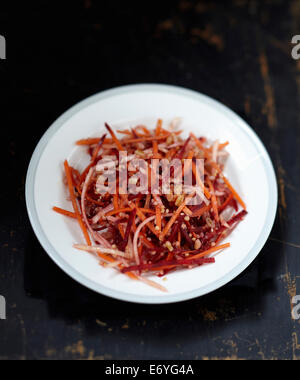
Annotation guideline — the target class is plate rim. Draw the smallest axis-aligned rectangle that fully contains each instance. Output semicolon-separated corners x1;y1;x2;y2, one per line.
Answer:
25;83;278;304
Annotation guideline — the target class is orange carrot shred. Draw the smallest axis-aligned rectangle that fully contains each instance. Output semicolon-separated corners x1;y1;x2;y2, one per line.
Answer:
156;119;163;136
121;134;171;145
207;178;219;223
192;161;211;200
159;192;195;241
156;206;162;232
113;194;119;211
64;160;92;246
76;138;101;146
117;129;132;136
53;206;77;219
131;205;159;237
210;162;246;210
190;243;230;260
105;123;125;151
192;204;211;218
190;133;211;159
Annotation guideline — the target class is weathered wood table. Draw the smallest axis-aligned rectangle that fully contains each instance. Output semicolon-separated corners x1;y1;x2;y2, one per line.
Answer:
0;0;299;360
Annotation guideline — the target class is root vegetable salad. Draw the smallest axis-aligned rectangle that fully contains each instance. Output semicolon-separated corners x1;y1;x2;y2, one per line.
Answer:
53;120;247;292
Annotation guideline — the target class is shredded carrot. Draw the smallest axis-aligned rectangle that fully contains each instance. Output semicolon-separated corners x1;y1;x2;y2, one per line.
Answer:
105;206;155;218
192;204;211;218
159;192;195;241
166;148;177;160
64;160;91;246
218;142;229;150
207;178;219;223
208;141;229;153
219;193;234;212
121;134;171;144
140;208;156;215
105;123;125;152
117;129;132;136
156;119;163;136
113;194;119;211
178;231;182;245
184;150;194;176
152;120;162;158
140;235;156;250
53;206;76;219
210;162;246;210
118;225;125;239
190;133;211;159
183;207;193;217
132;205;159;237
91;134;106;163
192;161;211;200
76;138;102;146
106;208;131;217
190;243;230;260
215;233;225;246
156;206;162;232
144;194;151;209
140;126;151;135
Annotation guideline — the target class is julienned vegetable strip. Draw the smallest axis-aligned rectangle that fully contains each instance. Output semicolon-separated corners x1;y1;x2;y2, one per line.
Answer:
190;133;211;159
190;243;231;260
56;120;247;292
210;161;247;210
207;178;219;223
105;123;125;152
159;192;196;241
156;206;162;233
192;161;211;200
53;206;77;219
76;138;105;146
91;133;106;163
132;205;160;237
64;160;92;246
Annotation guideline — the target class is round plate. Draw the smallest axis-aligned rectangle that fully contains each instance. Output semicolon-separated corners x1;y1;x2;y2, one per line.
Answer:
26;84;278;304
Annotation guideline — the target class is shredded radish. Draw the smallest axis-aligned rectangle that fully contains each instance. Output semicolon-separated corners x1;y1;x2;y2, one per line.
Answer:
212;140;219;162
74;244;127;258
169;117;182;130
92;203;114;224
136;275;168;292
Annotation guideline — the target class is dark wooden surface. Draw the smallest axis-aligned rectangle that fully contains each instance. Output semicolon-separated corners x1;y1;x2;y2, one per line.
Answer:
0;0;300;360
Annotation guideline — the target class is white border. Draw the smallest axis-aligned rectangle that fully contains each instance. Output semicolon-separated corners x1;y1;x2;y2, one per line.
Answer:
25;84;278;304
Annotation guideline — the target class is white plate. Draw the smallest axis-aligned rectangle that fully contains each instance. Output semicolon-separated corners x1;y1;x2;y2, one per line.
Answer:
26;84;278;304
